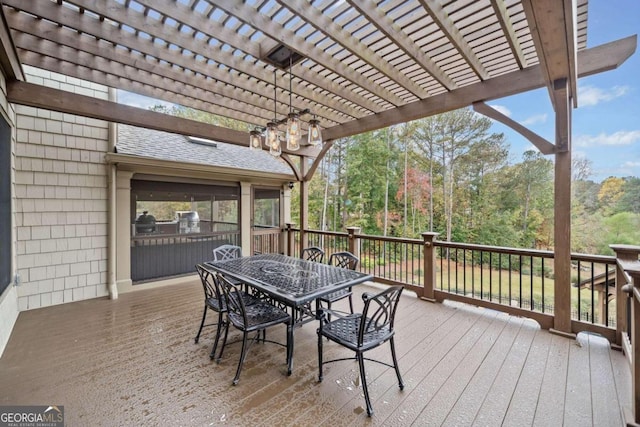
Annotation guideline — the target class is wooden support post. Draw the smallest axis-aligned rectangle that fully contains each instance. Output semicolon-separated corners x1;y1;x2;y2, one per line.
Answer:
347;227;361;260
299;158;309;251
551;78;574;338
421;232;439;301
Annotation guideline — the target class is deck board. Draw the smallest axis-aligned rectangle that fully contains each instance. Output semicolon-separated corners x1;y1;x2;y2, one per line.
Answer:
0;278;631;426
471;318;539;425
533;334;571;426
564;333;594;427
442;315;525;426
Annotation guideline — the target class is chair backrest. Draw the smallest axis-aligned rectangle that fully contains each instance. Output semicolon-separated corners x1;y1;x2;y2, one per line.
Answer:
217;272;248;325
213;244;242;261
302;246;325;263
358;286;404;345
195;264;222;302
328;251;359;270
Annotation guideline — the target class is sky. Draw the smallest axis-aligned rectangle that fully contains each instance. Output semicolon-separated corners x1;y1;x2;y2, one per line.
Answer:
118;0;639;183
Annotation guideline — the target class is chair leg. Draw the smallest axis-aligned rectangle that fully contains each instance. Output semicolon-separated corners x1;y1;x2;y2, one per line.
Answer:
216;316;231;362
195;305;207;343
232;331;249;385
317;329;324;382
357;352;373;417
390;337;404;390
286;323;294;376
209;310;225;360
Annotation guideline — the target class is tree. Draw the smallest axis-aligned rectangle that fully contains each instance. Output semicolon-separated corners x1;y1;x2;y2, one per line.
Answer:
425;108;501;242
412;117;444;232
598;176;625;214
614;177;640;214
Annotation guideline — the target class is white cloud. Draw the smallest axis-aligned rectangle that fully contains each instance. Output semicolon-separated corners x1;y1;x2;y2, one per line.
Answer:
574;130;640;147
521;113;547;126
488;104;511;117
623;161;640;167
578;84;630;107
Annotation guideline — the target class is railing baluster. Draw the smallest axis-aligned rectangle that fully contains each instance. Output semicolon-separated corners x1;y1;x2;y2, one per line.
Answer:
530;255;534;310
518;255;523;308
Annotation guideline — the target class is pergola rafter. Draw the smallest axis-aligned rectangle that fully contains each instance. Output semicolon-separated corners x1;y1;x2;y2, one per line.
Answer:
3;0;600;147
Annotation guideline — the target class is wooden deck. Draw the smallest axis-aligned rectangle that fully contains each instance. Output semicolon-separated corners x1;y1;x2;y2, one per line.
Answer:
0;278;631;426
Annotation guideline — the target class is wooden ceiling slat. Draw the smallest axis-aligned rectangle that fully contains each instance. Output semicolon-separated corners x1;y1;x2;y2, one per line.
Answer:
17;50;265;128
3;0;369;122
7;17;344;126
277;0;430;99
347;0;456;92
0;0;622;148
210;0;403;107
418;0;491;81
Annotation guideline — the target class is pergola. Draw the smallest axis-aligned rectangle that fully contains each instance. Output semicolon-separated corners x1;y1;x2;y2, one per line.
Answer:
0;0;636;338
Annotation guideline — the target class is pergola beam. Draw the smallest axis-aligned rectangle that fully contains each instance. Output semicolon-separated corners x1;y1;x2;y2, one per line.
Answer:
521;0;579;108
5;80;317;157
323;36;636;141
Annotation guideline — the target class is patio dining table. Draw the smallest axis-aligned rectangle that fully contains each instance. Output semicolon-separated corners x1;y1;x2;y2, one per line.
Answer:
204;253;373;375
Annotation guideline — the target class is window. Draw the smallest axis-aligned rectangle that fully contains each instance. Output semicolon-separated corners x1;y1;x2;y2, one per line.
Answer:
129;180;240;282
0;114;11;294
253;188;281;228
131;180;239;236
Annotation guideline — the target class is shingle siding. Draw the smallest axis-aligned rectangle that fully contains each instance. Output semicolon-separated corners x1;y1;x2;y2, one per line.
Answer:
14;66;110;310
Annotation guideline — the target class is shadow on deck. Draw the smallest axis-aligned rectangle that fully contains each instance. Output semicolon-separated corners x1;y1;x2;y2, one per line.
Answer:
0;278;631;426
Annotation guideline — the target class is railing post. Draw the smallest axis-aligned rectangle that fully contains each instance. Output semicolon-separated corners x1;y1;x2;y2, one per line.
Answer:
611;245;640;347
421;232;439;302
347;227;361;260
285;223;295;256
629;267;640;425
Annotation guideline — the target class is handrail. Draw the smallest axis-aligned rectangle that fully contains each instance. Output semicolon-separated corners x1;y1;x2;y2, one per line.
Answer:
286;228;622;336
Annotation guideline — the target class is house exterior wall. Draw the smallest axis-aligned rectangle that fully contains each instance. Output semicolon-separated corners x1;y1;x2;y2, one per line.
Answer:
13;66;110;310
0;59;19;356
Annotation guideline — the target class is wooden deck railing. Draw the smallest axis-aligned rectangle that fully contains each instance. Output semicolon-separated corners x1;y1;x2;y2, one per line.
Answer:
286;225;630;344
608;245;640;424
288;227;640;423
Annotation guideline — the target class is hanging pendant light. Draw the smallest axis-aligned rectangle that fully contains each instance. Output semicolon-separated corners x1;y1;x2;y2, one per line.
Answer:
251;46;322;156
249;129;262;150
307;117;322;146
266;121;280;155
286;112;300;151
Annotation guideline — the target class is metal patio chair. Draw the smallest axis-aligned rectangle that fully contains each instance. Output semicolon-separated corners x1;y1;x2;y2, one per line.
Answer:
317;251;359;316
301;246;325;263
317;285;405;417
212;244;243;261
216;273;293;385
194;264;261;359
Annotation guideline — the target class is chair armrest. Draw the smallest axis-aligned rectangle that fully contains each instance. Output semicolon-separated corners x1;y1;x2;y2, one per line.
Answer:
316;307;361;323
361;292;376;302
